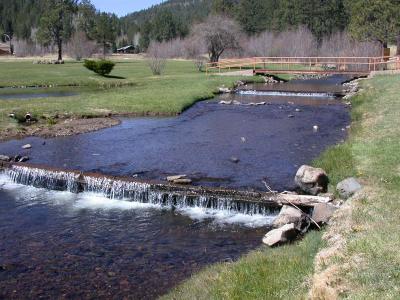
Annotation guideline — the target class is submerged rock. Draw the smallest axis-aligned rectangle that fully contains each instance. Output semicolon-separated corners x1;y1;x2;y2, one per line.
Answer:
336;177;362;199
230;156;240;163
22;144;32;150
295;165;329;196
262;223;298;247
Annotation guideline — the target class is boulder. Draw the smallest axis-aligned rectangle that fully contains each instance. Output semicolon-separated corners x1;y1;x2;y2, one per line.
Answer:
219;100;232;105
18;156;30;163
167;175;187;182
336;178;362;199
0;155;10;162
262;223;298;247
218;87;232;94
295;165;329;195
173;178;192;184
273;205;303;228
230;156;240;163
22;144;32;150
273;205;311;233
311;203;337;225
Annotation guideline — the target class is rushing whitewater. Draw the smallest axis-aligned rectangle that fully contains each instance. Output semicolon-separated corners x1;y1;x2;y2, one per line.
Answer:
2;165;278;221
237;90;336;98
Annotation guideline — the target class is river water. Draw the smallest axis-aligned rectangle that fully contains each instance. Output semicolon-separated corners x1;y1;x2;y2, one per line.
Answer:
0;76;351;299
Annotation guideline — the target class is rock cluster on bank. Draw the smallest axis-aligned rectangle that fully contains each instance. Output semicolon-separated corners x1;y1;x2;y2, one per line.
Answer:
263;165;363;247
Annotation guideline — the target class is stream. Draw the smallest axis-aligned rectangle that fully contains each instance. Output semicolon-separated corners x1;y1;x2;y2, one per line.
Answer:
0;75;351;299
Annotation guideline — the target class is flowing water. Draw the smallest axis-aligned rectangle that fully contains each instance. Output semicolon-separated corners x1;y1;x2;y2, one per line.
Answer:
0;76;351;299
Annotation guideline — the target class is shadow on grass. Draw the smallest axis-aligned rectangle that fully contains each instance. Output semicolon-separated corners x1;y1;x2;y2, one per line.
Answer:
103;75;127;79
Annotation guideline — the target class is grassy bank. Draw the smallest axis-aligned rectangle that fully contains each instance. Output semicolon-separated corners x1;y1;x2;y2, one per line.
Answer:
163;74;400;299
0;59;262;135
162;231;323;300
311;74;400;298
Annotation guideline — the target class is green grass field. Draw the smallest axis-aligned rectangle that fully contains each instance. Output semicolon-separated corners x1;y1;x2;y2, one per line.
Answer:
312;74;400;299
0;59;263;134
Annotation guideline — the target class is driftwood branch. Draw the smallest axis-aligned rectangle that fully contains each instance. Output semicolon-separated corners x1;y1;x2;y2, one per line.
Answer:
263;193;332;207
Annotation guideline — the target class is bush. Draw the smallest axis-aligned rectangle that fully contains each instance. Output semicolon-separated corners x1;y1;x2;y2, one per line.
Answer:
84;59;115;76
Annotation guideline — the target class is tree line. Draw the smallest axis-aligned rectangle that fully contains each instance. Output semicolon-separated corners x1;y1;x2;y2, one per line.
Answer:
1;0;400;60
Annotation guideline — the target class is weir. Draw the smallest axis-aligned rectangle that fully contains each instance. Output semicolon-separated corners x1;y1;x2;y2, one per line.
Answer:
0;162;286;216
237;90;339;98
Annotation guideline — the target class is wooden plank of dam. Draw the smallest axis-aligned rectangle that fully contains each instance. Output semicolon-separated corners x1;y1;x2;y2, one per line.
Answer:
205;56;400;76
0;161;332;208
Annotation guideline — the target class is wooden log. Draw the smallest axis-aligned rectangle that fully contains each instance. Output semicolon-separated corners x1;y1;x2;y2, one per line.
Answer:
263;193;333;207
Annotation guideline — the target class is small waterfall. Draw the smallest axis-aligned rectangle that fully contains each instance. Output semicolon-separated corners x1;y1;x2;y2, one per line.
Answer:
6;165;80;192
2;165;278;216
237;90;336;98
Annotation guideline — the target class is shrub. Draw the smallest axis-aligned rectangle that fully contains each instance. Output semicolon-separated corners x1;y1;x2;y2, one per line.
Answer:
84;59;115;76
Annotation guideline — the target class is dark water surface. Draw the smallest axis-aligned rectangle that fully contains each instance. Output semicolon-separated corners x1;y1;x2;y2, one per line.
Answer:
0;178;269;299
0;76;351;299
0;91;349;191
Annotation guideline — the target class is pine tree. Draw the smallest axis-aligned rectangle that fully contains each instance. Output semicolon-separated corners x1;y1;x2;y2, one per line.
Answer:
345;0;400;48
37;0;77;60
94;12;117;57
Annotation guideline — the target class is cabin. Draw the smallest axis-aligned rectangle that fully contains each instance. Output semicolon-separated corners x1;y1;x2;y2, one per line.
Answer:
116;45;136;54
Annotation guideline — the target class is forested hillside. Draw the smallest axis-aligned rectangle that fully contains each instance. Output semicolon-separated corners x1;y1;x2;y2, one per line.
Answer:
1;0;399;57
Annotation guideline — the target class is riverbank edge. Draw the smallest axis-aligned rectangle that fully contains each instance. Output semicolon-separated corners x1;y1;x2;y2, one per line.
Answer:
0;76;266;142
309;73;400;298
161;73;399;299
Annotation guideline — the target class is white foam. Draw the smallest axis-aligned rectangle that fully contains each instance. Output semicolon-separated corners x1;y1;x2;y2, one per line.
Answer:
238;90;335;98
177;207;276;228
73;192;160;210
1;172;275;227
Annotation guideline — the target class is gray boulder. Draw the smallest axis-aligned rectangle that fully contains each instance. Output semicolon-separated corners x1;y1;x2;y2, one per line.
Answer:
262;223;298;247
336;178;362;199
295;165;329;195
167;175;187;182
0;155;10;162
218;87;232;94
311;203;337;225
273;205;302;228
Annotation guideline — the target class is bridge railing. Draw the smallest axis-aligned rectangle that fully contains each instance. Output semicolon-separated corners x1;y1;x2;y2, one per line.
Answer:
205;56;400;75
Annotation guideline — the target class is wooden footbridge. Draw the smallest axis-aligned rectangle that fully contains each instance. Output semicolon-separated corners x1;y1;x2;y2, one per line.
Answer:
206;56;400;76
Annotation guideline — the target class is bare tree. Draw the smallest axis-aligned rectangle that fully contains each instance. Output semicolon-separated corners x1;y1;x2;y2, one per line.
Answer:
191;15;242;63
66;31;97;61
184;35;207;71
147;41;167;75
319;32;381;57
242;26;317;57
